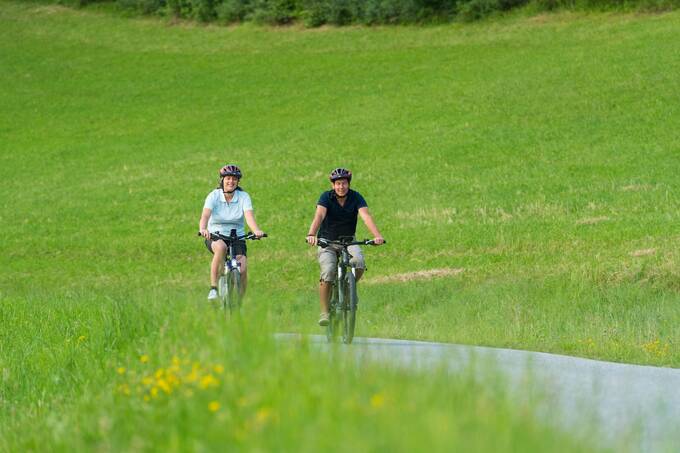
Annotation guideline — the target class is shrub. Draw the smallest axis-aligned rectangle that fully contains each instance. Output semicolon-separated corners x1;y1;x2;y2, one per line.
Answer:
216;0;254;22
166;0;193;17
117;0;165;14
191;0;217;20
300;0;329;26
456;0;500;21
248;0;299;24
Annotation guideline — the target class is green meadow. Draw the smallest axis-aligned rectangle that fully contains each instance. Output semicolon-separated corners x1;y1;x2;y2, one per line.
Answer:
1;1;679;449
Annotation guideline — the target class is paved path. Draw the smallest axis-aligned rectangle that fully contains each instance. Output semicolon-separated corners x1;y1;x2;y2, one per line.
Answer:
276;334;680;452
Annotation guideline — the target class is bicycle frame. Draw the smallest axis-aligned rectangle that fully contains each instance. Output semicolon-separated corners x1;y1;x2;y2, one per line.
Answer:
319;237;383;344
200;229;267;314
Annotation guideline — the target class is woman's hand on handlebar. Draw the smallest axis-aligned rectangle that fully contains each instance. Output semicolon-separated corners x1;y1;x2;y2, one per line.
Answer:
200;228;210;240
373;236;385;245
253;230;266;239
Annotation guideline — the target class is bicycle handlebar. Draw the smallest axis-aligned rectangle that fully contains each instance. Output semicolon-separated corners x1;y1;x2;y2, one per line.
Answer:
316;238;386;248
197;231;268;241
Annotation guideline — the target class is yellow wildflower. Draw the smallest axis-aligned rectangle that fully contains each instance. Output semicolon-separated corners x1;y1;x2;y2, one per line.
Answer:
185;370;199;383
199;374;219;389
140;355;149;364
255;407;272;425
157;379;172;394
208;401;221;412
77;335;86;343
370;393;385;408
213;364;225;374
116;367;126;375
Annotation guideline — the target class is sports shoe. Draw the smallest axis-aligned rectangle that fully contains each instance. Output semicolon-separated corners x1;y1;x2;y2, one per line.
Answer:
207;288;218;300
318;312;329;327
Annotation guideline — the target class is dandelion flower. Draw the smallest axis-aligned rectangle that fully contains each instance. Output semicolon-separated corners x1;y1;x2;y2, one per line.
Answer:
370;393;385;408
199;374;219;389
208;401;220;412
117;367;126;375
157;379;172;394
255;408;272;424
78;335;86;343
140;355;149;364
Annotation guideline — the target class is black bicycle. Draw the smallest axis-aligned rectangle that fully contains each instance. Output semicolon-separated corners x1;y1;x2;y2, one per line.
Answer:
199;229;267;314
318;237;385;344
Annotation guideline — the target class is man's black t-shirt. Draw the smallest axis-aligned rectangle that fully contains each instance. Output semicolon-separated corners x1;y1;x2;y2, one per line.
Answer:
317;189;367;240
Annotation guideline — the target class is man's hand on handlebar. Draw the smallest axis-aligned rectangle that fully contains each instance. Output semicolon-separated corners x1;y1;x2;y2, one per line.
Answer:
200;228;210;240
306;234;318;246
373;236;385;245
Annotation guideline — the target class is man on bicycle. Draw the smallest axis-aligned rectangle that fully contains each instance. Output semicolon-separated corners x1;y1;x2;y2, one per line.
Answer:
305;168;385;326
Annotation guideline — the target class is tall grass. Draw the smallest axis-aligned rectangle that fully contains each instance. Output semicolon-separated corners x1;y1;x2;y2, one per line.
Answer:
0;291;602;451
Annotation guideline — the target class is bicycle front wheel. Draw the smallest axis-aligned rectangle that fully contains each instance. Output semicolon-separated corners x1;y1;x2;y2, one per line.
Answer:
218;274;228;310
343;271;358;344
327;283;340;343
227;270;242;314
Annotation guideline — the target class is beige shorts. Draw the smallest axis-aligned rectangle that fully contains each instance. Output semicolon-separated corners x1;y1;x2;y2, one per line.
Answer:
318;244;365;282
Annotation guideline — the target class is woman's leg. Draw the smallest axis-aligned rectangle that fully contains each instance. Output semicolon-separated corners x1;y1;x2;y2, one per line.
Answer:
210;240;227;286
237;255;248;296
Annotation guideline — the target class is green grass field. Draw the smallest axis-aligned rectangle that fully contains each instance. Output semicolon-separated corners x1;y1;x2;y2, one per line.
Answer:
1;1;679;449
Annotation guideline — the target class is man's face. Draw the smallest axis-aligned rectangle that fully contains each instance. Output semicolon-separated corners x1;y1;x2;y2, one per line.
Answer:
332;179;349;197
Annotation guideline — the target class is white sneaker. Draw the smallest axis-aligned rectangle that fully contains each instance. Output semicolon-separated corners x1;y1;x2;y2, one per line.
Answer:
207;288;218;300
318;312;329;327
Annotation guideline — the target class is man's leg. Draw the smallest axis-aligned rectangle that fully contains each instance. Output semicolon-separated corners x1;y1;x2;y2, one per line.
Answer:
348;245;365;281
320;281;331;315
317;246;338;326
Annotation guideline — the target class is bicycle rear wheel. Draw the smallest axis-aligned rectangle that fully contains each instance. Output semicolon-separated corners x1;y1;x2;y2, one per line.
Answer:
227;270;242;314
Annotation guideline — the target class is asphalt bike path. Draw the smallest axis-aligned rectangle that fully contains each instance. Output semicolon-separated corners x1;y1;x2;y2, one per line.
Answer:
276;334;680;452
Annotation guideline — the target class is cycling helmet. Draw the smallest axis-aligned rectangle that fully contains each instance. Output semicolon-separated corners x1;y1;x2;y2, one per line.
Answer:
329;167;352;182
219;164;242;179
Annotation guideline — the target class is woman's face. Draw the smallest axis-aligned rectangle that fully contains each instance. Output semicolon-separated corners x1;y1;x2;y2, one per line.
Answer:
222;176;239;192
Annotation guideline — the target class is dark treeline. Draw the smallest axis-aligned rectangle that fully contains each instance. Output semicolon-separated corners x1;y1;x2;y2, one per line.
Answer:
58;0;680;25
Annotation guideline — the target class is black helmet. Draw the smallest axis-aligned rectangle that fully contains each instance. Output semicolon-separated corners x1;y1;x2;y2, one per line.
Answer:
329;167;352;182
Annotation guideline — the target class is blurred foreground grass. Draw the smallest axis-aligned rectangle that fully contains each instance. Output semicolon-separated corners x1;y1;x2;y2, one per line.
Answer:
0;292;606;451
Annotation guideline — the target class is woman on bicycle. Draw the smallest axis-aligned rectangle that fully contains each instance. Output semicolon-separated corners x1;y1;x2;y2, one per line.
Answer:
305;167;385;326
199;164;265;301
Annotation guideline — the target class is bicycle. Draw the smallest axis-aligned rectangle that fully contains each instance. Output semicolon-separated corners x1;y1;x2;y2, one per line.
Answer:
199;229;267;315
318;237;385;344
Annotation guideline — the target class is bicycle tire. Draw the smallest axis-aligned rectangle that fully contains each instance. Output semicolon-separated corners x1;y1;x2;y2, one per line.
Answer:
326;283;340;342
340;277;351;344
344;270;358;344
218;274;228;310
227;269;242;314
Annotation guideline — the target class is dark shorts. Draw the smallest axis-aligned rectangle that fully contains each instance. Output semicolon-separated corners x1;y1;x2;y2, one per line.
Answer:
205;239;247;257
